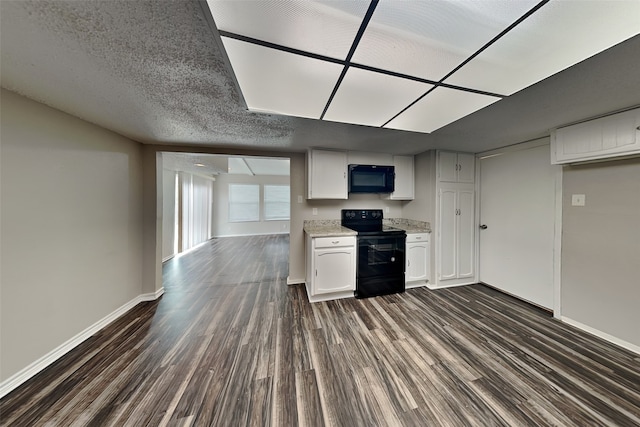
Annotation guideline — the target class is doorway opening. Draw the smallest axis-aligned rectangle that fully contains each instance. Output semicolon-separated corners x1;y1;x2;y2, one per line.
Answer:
161;153;290;261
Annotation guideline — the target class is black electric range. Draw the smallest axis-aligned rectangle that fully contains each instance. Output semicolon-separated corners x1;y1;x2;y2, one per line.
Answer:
341;210;406;298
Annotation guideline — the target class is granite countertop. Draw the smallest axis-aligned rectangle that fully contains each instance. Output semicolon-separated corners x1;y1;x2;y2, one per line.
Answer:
384;218;431;234
304;218;430;237
303;220;357;238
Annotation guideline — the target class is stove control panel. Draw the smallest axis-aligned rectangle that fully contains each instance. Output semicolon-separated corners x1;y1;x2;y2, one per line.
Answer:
342;209;384;221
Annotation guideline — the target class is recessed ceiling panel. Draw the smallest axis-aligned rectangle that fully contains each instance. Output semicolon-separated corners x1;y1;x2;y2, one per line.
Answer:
445;1;640;95
207;0;369;59
221;37;343;119
244;158;290;176
352;0;539;81
385;87;500;133
324;68;433;127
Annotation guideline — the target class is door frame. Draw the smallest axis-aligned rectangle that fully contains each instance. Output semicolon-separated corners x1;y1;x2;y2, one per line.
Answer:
474;138;563;318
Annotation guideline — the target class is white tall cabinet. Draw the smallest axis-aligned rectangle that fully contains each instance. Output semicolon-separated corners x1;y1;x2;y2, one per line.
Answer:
434;151;477;288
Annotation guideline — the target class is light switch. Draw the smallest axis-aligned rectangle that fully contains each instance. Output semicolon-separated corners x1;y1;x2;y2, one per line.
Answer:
571;194;586;206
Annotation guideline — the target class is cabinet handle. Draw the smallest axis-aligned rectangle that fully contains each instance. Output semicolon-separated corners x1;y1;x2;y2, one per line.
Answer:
416;236;422;240
315;269;318;276
332;240;339;244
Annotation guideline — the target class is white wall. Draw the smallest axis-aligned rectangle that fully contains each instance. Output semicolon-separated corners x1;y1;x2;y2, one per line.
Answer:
212;173;290;237
561;157;640;348
0;89;145;382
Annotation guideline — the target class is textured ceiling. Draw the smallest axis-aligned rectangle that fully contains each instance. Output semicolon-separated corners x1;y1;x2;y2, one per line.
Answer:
1;0;639;155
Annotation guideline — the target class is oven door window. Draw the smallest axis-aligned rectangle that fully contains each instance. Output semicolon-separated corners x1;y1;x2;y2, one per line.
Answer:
358;236;405;278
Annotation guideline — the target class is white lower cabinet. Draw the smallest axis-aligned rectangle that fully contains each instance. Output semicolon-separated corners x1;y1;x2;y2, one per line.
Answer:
406;233;430;287
305;235;356;302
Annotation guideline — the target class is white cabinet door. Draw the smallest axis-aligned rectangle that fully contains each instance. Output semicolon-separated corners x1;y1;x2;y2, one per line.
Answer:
457;189;475;279
437;151;475;183
406;243;428;282
552;108;640;164
307;149;347;199
457;153;476;183
437;151;458;182
438;188;457;281
314;247;355;294
385;155;414;200
437;185;475;284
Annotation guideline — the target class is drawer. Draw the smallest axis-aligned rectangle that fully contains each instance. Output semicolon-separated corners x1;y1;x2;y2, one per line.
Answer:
314;236;356;248
407;233;429;243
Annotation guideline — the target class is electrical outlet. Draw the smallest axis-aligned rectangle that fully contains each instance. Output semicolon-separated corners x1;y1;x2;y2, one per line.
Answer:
297;195;303;203
571;194;586;206
312;208;318;215
385;206;390;213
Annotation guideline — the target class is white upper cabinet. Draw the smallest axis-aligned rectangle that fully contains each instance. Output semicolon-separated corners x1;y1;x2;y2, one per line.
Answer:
307;149;347;199
437;151;475;183
384;155;414;200
551;108;640;164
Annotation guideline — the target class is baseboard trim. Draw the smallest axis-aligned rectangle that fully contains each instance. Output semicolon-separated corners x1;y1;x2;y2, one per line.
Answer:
427;281;473;290
0;288;164;399
286;276;304;285
561;316;640;356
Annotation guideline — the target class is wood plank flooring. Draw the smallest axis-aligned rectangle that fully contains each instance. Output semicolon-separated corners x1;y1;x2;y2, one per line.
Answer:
2;234;639;426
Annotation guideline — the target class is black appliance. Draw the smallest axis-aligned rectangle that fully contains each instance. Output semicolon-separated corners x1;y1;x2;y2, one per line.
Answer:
348;165;395;194
341;209;406;298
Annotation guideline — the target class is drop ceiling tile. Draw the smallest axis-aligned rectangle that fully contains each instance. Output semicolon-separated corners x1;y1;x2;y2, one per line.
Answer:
445;1;640;95
352;0;539;81
221;37;344;119
385;87;500;133
244;158;290;176
207;0;370;59
324;67;433;127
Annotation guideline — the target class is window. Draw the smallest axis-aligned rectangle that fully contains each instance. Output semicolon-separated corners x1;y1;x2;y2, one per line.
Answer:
229;184;259;222
264;185;290;221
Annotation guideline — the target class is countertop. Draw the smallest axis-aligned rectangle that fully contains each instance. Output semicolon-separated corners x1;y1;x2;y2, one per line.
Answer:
384;218;431;234
303;220;357;238
304;218;430;238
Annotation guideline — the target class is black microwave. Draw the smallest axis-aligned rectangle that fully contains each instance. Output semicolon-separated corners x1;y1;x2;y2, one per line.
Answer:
348;164;395;193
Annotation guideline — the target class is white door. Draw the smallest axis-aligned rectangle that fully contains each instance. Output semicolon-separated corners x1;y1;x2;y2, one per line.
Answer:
478;144;556;309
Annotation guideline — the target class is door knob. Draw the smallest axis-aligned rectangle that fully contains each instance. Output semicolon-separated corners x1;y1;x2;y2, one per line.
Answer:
479;224;488;230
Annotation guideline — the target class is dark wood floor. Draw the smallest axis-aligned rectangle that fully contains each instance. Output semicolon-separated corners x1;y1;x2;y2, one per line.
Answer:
2;234;639;426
